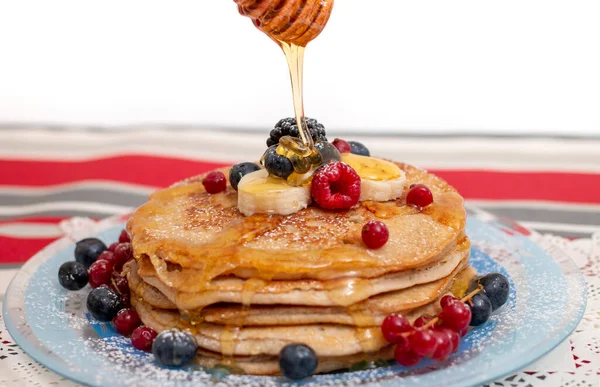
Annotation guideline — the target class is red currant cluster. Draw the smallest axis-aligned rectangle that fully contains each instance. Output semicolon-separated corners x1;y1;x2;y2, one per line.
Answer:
381;291;478;366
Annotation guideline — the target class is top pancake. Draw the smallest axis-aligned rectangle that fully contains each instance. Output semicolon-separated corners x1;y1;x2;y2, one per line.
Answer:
127;162;466;288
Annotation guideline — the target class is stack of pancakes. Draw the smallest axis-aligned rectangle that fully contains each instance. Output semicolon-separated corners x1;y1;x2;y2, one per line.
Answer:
125;161;473;375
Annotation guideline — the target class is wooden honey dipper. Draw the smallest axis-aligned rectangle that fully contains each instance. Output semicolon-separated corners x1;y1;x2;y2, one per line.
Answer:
235;0;334;47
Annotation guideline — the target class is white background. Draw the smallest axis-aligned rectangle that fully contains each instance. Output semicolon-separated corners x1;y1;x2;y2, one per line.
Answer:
0;0;599;136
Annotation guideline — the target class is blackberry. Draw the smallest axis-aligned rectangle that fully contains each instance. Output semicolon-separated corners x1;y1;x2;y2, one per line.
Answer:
267;118;327;147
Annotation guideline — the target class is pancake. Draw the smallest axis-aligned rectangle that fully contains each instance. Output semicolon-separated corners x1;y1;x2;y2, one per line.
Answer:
132;239;469;310
126;260;475;326
132;294;445;358
127;163;466;288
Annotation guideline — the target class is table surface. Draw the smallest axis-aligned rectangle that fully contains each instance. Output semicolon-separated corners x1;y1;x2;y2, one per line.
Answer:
1;128;599;386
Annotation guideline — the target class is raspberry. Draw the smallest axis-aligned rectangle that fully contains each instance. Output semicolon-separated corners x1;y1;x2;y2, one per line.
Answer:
311;162;361;209
266;117;327;147
362;221;389;249
203;171;227;194
332;138;351;154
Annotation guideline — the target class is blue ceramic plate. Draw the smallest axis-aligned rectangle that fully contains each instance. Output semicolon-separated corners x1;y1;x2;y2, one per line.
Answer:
3;209;587;387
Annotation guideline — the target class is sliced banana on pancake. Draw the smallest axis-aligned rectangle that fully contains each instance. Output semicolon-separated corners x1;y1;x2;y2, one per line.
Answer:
237;169;312;216
341;153;406;202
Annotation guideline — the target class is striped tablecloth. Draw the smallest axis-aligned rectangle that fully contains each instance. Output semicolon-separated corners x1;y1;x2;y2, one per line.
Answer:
1;127;599;386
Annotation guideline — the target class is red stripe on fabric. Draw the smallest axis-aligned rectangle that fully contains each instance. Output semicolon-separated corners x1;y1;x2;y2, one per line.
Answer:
0;236;59;264
0;217;69;225
429;170;600;204
1;155;599;203
0;155;230;188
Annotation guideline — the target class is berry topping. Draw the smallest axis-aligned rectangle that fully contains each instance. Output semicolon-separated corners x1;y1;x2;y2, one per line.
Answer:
440;301;472;332
113;243;133;269
314;141;341;164
203;171;227;194
120;293;131;308
362;221;389;249
108;242;119;253
113;308;141;336
311;162;361;209
263;145;294;179
348;141;370;157
111;271;130;295
331;138;351;154
406;184;434;208
437;327;460;353
152;329;198;367
229;162;261;191
440;295;458;308
394;347;422;367
279;343;318;380
119;229;131;243
381;314;412;344
88;260;113;288
267;117;327;147
430;330;453;361
413;315;433;328
479;273;509;311
96;251;117;270
469;293;493;326
74;238;107;269
58;261;89;291
86;286;123;322
409;329;438;357
131;326;157;352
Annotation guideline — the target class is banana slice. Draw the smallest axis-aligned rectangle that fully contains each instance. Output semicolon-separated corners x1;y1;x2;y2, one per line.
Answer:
341;154;406;202
237;169;312;216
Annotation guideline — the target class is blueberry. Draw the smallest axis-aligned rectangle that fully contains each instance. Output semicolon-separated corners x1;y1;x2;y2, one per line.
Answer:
75;238;107;268
229;162;261;191
263;145;294;179
58;261;88;291
348;141;370;157
479;273;510;311
152;329;198;367
468;293;492;326
86;286;123;321
315;141;341;164
279;343;318;380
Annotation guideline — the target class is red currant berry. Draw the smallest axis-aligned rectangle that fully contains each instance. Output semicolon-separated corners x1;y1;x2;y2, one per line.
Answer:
394;347;422;367
311;162;361;209
113;308;141;336
119;229;131;243
88;260;113;288
131;326;157;352
430;330;453;361
331;138;351;154
440;302;472;332
406;184;434;208
202;171;227;194
111;272;129;295
381;314;412;344
458;326;469;337
440;295;458;309
413;315;433;328
108;242;119;253
120;293;131;308
408;329;438;357
437;327;461;353
96;251;117;270
362;221;389;249
113;243;133;268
